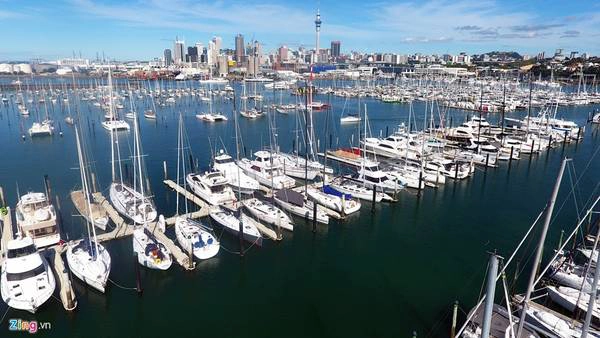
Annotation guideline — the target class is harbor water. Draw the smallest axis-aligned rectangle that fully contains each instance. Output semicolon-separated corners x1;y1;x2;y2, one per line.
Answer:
0;77;599;337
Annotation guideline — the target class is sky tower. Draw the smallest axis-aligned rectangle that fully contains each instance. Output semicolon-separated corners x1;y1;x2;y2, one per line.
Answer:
314;9;321;64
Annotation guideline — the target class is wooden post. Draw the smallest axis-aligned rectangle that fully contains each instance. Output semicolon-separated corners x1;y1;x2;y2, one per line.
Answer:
485;153;489;170
0;186;5;206
531;139;536;154
509;146;514;165
134;253;142;295
454;162;459;180
91;172;98;193
44;174;53;203
163;161;167;180
312;202;317;233
371;187;376;212
450;301;459;338
418;171;423;196
564;130;568;146
188;238;194;269
341;194;346;218
577;127;582;142
547;135;552;154
238;216;244;257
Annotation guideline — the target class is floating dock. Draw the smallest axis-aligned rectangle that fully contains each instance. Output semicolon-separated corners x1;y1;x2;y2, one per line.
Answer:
92;192;199;270
51;247;77;311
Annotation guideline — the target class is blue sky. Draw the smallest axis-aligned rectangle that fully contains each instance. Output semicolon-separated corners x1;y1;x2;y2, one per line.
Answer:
1;0;599;61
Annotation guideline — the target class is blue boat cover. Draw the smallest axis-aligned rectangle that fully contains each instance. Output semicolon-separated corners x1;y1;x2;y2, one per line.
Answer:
323;185;352;200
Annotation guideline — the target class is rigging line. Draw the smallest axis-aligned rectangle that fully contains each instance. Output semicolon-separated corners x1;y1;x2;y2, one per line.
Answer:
567;161;581;222
0;306;10;325
108;277;138;291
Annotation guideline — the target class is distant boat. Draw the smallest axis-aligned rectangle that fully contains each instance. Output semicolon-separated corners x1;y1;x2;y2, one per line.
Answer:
144;110;156;119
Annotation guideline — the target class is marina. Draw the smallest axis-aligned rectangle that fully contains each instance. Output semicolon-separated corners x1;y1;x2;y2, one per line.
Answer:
0;72;598;338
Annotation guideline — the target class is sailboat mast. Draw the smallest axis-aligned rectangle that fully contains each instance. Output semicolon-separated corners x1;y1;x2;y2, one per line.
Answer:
75;126;100;257
75;126;92;247
515;157;568;337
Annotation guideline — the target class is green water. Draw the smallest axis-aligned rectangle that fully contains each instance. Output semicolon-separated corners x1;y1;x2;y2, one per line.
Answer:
0;77;599;338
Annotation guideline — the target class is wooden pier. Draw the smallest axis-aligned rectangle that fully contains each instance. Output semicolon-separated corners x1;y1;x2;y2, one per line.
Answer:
0;207;14;264
91;192;199;270
51;247;77;311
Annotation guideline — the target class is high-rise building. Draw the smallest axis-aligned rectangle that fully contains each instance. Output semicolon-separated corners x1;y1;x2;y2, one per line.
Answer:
331;41;340;58
174;38;185;64
278;45;289;62
187;47;198;62
212;36;222;53
314;9;322;64
207;41;216;66
163;49;173;66
235;34;245;63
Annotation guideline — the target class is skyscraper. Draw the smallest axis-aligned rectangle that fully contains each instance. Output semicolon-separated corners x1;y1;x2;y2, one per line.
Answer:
235;34;245;63
174;38;185;64
314;9;322;64
278;45;289;62
331;41;341;58
212;36;222;53
163;49;173;66
187;46;198;62
207;40;216;66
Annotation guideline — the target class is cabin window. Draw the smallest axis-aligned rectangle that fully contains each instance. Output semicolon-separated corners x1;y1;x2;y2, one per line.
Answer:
32;226;56;237
7;244;37;258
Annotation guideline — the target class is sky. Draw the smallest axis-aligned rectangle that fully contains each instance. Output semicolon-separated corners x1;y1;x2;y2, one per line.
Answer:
1;0;600;61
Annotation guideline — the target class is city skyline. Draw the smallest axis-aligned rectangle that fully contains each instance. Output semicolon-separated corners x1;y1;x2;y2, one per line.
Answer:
2;0;600;60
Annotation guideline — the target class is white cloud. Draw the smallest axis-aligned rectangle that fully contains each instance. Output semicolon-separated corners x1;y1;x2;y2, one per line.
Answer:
67;0;600;53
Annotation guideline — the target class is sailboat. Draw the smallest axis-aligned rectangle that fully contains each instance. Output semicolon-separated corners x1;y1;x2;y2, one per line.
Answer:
109;110;157;224
66;126;111;293
101;67;130;131
174;114;220;260
210;98;264;245
129;112;172;270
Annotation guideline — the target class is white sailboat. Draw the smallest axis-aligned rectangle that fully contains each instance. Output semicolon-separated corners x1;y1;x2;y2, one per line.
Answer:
209;208;263;246
66;126;111;293
109;111;157;224
242;198;294;232
174;114;220;260
101;67;130;131
274;189;329;225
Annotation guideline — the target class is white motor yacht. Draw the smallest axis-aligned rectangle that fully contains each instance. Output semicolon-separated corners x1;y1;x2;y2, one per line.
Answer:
15;192;60;248
186;172;237;206
212;151;260;194
238;151;296;189
1;237;55;313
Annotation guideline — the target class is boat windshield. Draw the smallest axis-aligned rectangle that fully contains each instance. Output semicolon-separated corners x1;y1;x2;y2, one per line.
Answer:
6;263;46;281
216;157;233;164
7;244;37;258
